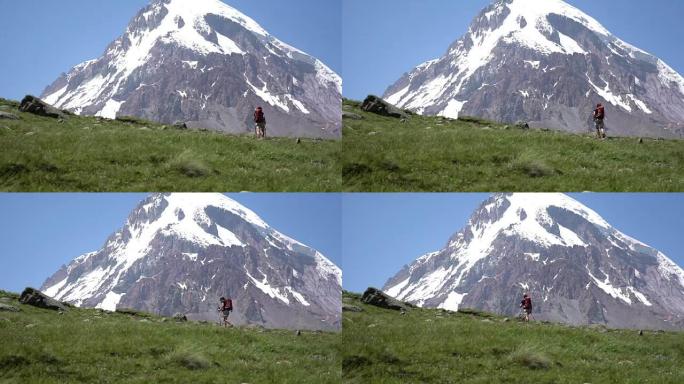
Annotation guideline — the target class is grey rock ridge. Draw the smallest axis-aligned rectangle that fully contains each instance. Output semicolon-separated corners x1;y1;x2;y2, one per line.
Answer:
41;0;341;138
383;193;684;330
41;193;342;331
384;0;684;138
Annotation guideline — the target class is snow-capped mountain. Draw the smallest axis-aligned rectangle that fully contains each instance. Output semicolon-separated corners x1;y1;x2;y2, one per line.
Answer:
41;0;341;138
384;0;684;138
383;193;684;329
41;193;341;330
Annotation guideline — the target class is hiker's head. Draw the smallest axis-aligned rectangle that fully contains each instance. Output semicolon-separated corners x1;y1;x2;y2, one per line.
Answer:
597;103;602;107
220;297;225;302
523;293;528;298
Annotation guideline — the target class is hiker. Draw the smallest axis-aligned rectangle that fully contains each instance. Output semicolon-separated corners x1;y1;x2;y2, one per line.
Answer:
593;103;606;139
520;293;533;322
254;106;266;139
218;296;233;327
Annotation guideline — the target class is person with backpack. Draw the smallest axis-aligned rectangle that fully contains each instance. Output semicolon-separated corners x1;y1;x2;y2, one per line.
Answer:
520;293;533;322
218;296;233;327
254;106;266;139
593;103;606;139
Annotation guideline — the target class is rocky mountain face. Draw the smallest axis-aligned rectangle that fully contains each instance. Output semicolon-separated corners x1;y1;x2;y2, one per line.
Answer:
384;0;684;138
41;193;342;331
383;193;684;330
41;0;341;138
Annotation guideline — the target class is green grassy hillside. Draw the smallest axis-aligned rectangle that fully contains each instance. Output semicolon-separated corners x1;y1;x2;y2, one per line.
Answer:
0;98;340;192
0;290;339;383
342;291;684;384
342;99;684;192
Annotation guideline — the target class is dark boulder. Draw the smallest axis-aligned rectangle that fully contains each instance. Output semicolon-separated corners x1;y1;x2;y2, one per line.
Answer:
19;96;65;119
0;303;20;312
515;120;530;129
361;287;413;311
173;313;188;322
19;287;67;311
173;121;188;129
361;95;408;119
0;111;19;120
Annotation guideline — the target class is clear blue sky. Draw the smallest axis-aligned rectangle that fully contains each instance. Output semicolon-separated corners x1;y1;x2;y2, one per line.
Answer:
0;193;341;293
0;0;341;101
342;0;684;100
342;193;684;293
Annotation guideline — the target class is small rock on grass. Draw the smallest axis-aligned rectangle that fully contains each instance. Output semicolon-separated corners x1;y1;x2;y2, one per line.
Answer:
342;111;363;120
0;303;20;312
0;111;19;120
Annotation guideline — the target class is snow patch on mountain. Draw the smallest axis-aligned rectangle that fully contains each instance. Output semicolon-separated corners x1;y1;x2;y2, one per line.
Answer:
587;269;632;304
439;291;467;311
656;252;684;287
96;292;125;311
657;59;684;95
43;277;68;298
245;268;290;305
96;99;124;119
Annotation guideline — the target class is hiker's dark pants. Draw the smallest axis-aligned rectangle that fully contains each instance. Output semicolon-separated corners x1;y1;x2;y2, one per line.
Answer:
594;119;605;137
256;122;266;138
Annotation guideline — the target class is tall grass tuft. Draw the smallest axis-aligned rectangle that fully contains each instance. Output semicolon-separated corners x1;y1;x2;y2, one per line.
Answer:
507;345;552;370
166;346;212;370
167;150;212;178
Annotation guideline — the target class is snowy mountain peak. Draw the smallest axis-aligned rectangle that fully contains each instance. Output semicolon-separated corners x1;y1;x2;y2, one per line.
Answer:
41;0;341;138
384;193;684;329
384;0;684;137
41;193;341;330
479;193;610;228
496;0;610;33
134;193;270;229
151;0;269;37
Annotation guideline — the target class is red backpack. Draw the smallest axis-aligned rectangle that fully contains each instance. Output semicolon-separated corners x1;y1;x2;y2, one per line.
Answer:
523;297;532;310
595;105;605;119
254;108;265;123
224;298;233;311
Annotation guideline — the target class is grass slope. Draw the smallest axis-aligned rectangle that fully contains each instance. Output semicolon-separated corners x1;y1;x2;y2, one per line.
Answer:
342;291;684;384
342;99;684;191
0;98;340;192
0;290;339;383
